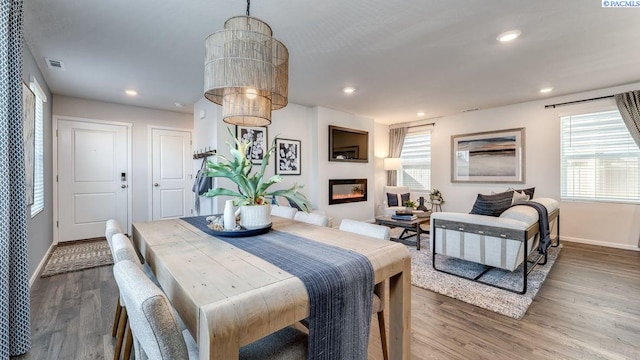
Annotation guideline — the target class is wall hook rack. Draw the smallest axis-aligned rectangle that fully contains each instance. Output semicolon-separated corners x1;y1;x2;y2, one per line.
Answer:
193;148;216;159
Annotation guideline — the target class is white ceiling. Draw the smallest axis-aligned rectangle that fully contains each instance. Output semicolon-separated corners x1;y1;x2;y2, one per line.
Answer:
23;0;640;125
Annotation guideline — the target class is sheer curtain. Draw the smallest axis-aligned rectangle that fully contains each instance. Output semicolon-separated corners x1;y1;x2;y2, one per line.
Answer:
615;90;640;247
0;0;31;356
387;127;407;186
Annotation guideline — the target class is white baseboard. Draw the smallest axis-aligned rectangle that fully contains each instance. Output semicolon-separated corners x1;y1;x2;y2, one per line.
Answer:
29;242;56;287
561;236;640;251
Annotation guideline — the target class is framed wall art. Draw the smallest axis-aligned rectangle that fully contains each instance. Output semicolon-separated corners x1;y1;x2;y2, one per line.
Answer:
22;82;35;206
451;127;525;183
275;138;301;175
236;125;268;165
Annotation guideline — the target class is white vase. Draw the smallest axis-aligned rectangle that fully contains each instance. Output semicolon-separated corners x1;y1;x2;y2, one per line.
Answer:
238;204;271;229
223;200;236;230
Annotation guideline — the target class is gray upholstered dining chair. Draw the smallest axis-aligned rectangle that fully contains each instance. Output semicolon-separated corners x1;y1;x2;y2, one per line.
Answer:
105;220;128;359
110;232;143;360
113;260;309;360
339;218;391;360
105;219;122;246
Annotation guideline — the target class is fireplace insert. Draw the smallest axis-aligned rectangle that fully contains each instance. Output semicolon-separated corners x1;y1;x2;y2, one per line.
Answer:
329;179;367;205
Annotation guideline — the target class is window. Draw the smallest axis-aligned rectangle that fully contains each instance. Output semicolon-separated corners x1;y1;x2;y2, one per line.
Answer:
560;110;640;203
399;126;432;191
30;78;47;217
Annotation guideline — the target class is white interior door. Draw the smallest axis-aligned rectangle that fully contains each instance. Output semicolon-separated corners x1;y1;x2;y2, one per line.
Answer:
151;128;192;220
58;119;129;242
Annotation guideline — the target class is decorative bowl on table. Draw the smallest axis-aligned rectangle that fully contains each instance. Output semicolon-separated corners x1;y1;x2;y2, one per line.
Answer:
205;215;271;237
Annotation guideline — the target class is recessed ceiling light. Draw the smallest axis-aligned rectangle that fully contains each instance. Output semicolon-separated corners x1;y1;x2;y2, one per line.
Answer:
175;102;184;108
343;87;355;94
125;89;138;96
497;30;521;42
417;112;425;117
540;87;553;93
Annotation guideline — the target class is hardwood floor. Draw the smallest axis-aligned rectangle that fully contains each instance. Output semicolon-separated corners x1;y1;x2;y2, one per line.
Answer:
12;242;640;360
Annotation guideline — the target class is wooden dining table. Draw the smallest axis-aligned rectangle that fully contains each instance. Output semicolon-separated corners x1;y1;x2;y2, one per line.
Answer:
132;215;411;359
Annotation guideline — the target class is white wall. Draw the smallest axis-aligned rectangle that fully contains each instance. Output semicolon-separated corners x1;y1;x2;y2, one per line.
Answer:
23;43;54;279
192;98;221;215
52;96;193;224
192;101;378;226
196;100;316;215
313;107;376;225
422;82;640;250
373;122;390;216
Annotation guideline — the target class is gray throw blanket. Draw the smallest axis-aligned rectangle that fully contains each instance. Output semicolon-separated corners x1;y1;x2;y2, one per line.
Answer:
182;216;374;360
514;202;551;254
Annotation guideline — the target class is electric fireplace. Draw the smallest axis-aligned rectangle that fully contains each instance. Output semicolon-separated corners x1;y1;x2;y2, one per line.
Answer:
329;179;367;205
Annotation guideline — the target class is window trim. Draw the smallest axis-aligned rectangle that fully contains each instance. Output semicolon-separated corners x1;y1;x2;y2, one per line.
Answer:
29;77;47;218
398;126;432;192
560;105;640;204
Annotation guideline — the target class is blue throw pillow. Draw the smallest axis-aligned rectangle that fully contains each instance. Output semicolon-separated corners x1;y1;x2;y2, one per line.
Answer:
470;191;514;217
400;193;410;206
387;193;399;207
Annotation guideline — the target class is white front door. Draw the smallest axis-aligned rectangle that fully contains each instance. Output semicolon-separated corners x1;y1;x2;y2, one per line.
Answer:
58;119;129;241
151;128;192;220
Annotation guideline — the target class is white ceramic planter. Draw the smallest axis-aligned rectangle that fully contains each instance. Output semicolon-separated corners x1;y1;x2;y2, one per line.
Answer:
238;204;271;229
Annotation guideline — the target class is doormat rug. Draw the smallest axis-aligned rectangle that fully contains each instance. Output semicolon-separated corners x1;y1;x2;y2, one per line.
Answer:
40;238;113;277
391;229;562;320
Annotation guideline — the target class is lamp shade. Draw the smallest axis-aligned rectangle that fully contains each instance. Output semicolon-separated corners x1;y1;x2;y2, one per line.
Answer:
383;157;402;171
204;16;289;126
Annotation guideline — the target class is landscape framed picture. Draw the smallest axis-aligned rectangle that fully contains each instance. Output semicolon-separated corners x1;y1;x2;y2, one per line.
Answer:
275;138;301;175
236;125;268;165
451;127;525;183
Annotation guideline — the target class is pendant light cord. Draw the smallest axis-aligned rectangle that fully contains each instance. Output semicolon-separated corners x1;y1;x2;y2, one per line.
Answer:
246;0;250;16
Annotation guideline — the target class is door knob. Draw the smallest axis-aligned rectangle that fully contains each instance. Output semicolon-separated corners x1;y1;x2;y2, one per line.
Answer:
154;183;160;187
121;184;127;188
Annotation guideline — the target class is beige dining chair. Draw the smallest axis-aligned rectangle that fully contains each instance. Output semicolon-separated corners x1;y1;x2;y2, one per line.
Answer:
293;211;329;227
339;218;391;360
105;219;122;246
110;232;143;360
113;260;309;360
105;220;128;359
271;204;298;219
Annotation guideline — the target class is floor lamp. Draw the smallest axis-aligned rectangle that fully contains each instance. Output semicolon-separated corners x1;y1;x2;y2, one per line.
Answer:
383;157;402;186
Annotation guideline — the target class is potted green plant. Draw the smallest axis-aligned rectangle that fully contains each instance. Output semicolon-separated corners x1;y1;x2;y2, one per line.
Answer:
429;189;444;204
403;200;416;211
204;128;311;229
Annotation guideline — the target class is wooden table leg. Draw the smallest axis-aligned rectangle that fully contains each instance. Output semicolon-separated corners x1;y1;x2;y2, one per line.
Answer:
388;258;411;360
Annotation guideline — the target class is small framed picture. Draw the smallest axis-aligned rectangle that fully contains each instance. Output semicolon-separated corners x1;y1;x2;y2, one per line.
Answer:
275;138;301;175
236;126;268;165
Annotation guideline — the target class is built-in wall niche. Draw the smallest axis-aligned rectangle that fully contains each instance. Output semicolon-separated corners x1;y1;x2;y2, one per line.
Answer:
329;179;367;205
328;125;369;163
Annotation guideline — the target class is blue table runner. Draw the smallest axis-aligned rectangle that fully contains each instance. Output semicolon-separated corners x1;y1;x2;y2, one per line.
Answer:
182;216;374;360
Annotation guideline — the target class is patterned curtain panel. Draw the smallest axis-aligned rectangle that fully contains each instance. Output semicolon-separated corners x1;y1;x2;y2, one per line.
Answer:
614;90;640;247
387;127;407;186
0;0;31;356
615;90;640;149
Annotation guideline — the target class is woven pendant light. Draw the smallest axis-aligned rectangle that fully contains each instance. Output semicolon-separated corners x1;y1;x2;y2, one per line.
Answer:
204;3;288;126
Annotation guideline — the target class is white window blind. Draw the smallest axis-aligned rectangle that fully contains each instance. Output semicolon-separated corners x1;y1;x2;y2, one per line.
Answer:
560;110;640;203
399;127;431;191
30;78;47;217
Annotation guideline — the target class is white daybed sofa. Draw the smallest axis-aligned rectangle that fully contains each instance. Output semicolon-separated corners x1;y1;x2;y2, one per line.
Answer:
429;197;560;293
